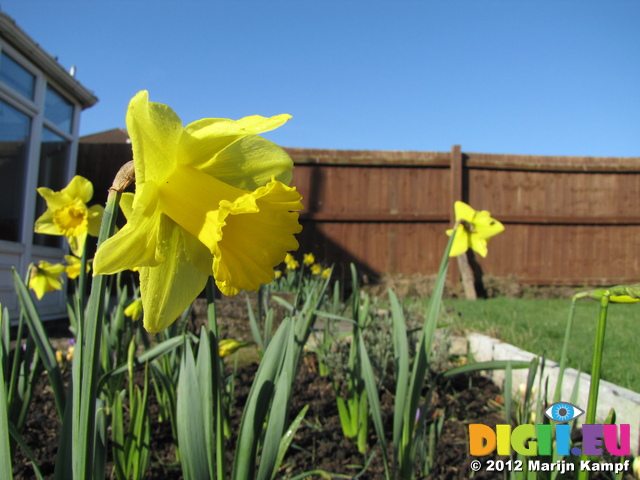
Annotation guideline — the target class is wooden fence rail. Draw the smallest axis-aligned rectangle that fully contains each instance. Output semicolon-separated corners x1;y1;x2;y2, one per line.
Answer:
78;143;640;287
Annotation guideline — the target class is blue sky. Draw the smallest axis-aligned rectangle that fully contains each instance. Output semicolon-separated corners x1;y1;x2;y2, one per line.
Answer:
3;1;639;156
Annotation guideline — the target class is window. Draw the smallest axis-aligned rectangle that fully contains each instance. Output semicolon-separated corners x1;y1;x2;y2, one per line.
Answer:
0;48;78;246
45;85;74;133
0;50;35;99
33;128;70;248
0;99;31;242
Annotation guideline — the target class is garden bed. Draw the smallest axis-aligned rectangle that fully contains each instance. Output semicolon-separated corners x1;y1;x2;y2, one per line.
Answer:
12;292;636;479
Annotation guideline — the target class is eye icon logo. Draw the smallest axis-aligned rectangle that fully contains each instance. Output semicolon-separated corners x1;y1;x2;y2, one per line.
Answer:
544;402;585;423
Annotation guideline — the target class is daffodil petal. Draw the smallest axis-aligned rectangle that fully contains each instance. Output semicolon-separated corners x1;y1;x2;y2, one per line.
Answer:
29;262;65;299
454;201;476;222
139;226;209;333
198;135;293;189
29;275;50;299
34;210;62;236
87;205;104;237
470;233;489;257
448;225;470;257
93;184;165;274
67;232;87;257
473;211;505;239
179;117;293;189
126;90;183;185
36;188;73;211
63;175;94;204
119;193;135;220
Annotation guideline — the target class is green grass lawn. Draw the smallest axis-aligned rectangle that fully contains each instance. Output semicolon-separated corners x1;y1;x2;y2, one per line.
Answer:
443;297;640;393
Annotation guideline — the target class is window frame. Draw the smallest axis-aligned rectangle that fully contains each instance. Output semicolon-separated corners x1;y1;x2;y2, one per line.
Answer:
0;40;82;271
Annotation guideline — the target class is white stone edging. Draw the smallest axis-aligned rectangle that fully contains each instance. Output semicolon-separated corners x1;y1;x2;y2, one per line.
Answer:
466;332;640;456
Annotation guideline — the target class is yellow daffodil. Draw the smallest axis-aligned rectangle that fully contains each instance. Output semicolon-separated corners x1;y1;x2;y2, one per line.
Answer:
34;176;104;256
311;263;322;275
124;299;143;321
284;253;299;271
274;270;282;279
218;339;253;357
321;268;331;279
446;201;504;258
66;346;74;362
55;350;64;365
93;91;303;333
28;261;66;299
303;253;315;266
64;255;90;279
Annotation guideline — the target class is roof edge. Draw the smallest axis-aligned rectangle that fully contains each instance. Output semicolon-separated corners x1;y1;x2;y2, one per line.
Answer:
0;12;98;109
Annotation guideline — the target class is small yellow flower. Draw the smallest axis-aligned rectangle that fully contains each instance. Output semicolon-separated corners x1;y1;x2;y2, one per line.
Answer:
303;253;315;266
310;263;322;275
64;255;90;280
321;268;331;279
93;91;303;333
66;346;74;362
124;299;143;321
274;270;282;279
218;339;253;357
446;201;504;257
284;253;299;271
34;176;104;256
28;261;66;299
55;350;64;365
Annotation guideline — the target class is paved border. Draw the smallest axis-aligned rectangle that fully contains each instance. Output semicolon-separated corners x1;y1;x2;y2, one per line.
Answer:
465;332;640;455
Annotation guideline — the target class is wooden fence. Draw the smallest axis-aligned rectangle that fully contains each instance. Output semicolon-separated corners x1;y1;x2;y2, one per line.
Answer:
78;143;640;286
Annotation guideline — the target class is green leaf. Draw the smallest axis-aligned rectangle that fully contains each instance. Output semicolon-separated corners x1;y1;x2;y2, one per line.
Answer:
98;335;184;390
8;420;43;479
257;370;290;480
177;341;209;480
358;335;389;479
195;329;216;478
232;318;291;480
270;404;309;480
442;360;532;377
11;268;66;419
111;391;126;479
247;293;266;354
0;322;14;480
389;288;409;460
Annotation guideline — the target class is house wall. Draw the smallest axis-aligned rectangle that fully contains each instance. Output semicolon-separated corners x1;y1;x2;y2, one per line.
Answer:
0;13;97;320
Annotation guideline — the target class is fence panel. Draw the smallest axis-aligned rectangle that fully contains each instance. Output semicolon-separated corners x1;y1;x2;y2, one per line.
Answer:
78;143;640;286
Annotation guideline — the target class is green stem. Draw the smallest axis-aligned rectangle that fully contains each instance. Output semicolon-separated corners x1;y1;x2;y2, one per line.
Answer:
553;297;577;404
73;189;121;480
586;294;609;424
206;278;226;480
77;242;89;319
578;293;609;480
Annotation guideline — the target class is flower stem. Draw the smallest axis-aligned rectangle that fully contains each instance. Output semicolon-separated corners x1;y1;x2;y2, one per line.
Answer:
206;278;226;479
72;188;121;479
577;293;609;480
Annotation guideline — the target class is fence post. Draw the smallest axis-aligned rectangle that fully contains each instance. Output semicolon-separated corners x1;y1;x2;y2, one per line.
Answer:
449;145;477;299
